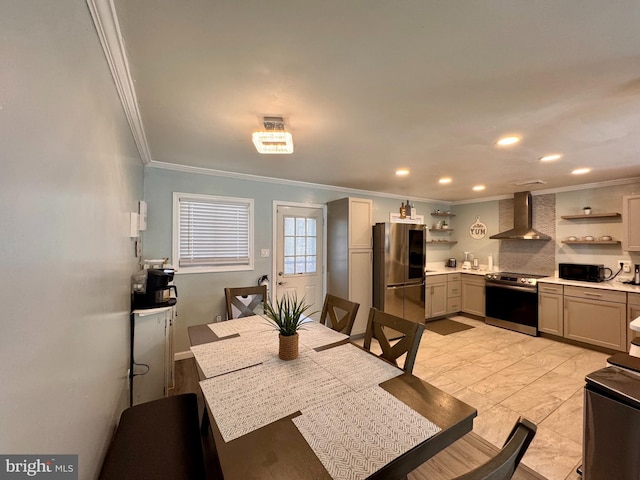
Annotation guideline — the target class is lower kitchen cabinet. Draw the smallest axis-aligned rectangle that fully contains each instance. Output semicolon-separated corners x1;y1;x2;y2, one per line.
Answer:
447;273;462;314
628;292;640;350
132;306;175;405
425;274;448;319
564;286;627;351
538;283;564;335
461;274;485;317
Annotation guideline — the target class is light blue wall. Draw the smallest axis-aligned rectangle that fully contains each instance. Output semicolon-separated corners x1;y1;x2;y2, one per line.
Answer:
447;200;500;268
143;167;453;352
143;168;640;354
1;2;144;478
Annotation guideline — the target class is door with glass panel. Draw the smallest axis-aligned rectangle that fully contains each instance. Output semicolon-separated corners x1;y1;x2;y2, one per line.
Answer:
275;205;324;321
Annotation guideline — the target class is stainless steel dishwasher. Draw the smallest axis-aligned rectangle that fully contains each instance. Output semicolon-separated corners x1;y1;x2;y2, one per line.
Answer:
583;367;640;479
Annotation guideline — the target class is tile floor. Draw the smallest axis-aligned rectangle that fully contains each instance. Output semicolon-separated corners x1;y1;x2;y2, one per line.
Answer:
364;315;610;480
413;316;609;480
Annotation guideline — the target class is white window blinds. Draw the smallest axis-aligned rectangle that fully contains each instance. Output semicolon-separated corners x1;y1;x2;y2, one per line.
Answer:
176;194;253;270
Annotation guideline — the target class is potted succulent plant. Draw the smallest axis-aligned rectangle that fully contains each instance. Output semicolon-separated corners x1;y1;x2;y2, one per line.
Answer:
583;206;592;215
264;293;316;360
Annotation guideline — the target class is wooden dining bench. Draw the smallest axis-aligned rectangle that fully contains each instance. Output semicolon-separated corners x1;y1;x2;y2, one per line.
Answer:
98;393;206;480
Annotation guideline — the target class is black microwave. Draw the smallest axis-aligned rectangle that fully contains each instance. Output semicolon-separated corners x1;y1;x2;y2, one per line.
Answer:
559;263;605;282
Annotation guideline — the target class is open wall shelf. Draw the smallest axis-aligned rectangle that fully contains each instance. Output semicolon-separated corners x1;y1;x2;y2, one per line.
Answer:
561;213;621;220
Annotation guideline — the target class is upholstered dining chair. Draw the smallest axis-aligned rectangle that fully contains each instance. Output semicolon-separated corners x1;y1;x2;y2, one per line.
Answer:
224;285;267;320
320;294;360;336
452;417;537;480
363;308;425;374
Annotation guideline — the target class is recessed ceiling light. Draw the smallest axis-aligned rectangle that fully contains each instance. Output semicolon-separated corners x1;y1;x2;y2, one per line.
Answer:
473;185;486;191
439;177;452;184
496;136;521;146
571;167;591;175
540;154;562;162
395;168;410;176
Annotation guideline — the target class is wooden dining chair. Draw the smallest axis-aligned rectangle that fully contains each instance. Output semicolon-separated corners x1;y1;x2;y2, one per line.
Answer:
320;294;360;335
224;285;267;320
363;308;425;374
452;417;537;480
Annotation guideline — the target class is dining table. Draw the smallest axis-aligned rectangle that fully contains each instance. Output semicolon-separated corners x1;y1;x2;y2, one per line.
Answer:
188;315;477;480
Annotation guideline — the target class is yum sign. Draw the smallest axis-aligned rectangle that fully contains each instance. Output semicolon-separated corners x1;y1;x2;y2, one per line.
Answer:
469;218;487;239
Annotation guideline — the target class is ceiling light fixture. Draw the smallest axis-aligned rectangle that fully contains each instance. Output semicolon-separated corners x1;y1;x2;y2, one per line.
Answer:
252;116;294;154
438;177;452;184
539;154;562;162
496;136;521;146
395;168;410;176
572;167;591;175
473;185;486;191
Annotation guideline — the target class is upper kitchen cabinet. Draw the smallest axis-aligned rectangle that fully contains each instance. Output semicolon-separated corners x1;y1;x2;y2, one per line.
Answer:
623;194;640;251
327;197;373;249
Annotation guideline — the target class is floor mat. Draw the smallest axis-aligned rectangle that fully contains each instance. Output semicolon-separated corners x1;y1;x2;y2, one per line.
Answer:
425;318;474;336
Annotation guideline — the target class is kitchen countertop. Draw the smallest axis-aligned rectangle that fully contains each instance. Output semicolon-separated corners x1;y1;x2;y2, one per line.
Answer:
424;266;488;277
424;266;640;293
538;276;640;294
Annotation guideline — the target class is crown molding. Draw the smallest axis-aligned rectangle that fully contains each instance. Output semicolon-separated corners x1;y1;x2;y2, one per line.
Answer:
451;176;640;205
146;160;450;204
87;0;152;164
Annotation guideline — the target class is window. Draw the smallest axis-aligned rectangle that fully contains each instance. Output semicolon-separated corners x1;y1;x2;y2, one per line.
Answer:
173;193;254;273
283;216;317;275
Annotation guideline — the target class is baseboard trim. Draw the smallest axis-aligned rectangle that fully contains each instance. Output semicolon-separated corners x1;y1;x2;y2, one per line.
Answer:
174;350;194;361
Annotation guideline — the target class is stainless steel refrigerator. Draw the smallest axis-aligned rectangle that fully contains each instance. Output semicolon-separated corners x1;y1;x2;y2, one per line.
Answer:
372;222;426;324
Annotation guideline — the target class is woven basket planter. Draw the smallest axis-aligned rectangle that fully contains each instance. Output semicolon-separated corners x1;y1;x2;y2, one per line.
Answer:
278;333;299;361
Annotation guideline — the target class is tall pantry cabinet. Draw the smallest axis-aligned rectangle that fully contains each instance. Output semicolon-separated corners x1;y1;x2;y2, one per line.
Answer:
327;198;373;335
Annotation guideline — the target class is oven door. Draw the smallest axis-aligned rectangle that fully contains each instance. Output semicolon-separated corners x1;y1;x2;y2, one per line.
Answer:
485;283;538;336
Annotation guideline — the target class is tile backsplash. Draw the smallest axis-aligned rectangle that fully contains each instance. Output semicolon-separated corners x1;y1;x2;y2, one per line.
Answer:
498;193;556;276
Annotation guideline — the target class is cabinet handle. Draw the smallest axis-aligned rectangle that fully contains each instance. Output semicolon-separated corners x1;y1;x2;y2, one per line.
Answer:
584;292;603;297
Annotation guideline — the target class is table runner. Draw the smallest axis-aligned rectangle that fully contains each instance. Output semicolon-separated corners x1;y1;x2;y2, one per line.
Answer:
195;318;347;378
293;386;442;480
200;354;352;442
191;332;310;378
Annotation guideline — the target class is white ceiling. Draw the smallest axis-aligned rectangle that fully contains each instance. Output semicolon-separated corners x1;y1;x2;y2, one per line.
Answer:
110;0;640;202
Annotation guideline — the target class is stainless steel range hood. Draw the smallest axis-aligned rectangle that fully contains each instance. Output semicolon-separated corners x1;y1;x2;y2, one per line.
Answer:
489;191;551;240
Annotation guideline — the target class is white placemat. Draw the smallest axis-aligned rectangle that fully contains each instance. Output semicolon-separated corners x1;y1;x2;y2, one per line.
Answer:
200;355;352;442
207;315;272;338
293;386;441;480
298;321;349;349
191;331;296;378
311;343;403;391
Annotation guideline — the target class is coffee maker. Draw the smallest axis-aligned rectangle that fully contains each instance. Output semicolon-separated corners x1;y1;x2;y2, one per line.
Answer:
132;268;177;310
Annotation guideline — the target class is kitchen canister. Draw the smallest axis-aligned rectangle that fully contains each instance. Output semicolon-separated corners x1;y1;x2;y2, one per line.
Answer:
488;254;494;271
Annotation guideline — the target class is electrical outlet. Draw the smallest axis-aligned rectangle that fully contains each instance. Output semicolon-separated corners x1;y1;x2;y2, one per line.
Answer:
619;260;631;273
216;315;222;322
